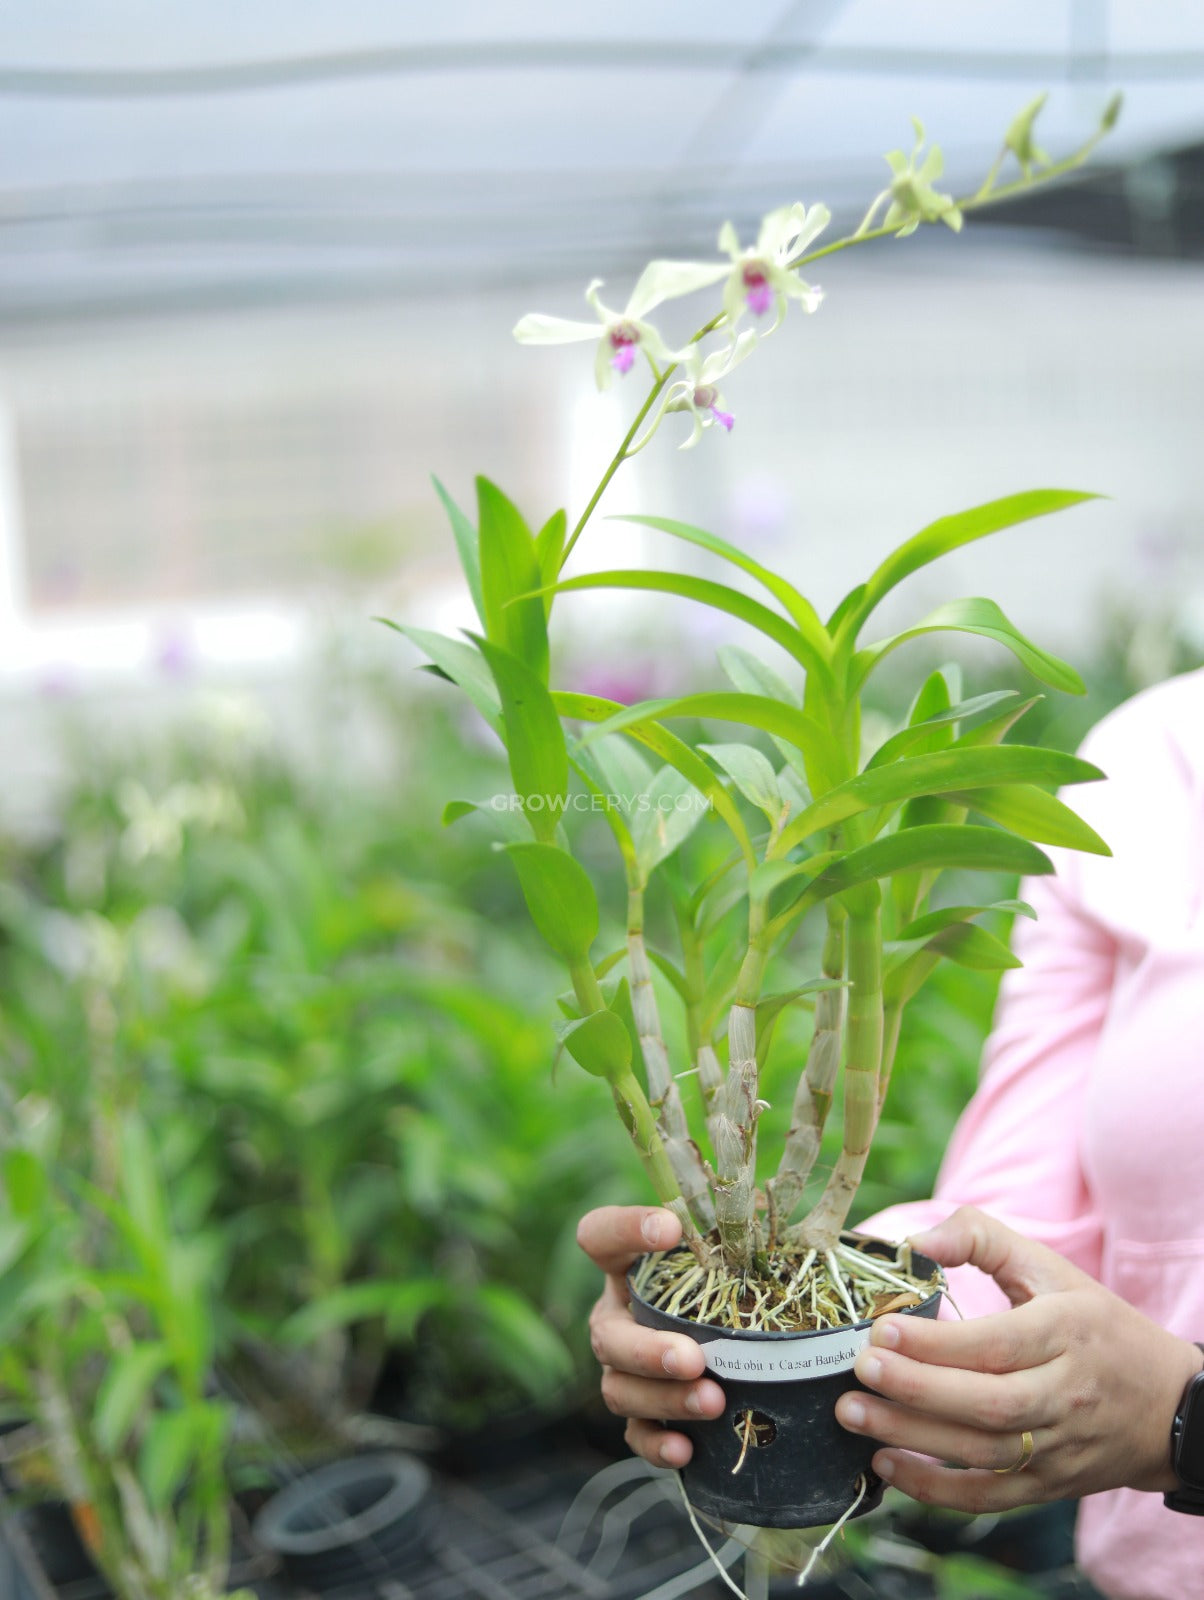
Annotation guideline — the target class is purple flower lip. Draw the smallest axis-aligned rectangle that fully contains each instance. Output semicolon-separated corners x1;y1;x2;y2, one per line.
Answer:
609;322;640;374
710;406;735;433
742;264;773;316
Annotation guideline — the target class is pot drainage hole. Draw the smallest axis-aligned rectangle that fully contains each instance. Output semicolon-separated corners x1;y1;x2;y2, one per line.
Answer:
732;1409;777;1474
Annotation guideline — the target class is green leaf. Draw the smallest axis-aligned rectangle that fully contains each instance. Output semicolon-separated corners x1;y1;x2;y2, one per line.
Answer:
610;514;830;660
282;1279;448;1346
584;733;654;803
534;509;567;612
559;1009;631;1081
647;950;693;1006
474;637;567;844
555;691;754;866
0;1219;33;1280
443;797;534;845
927;922;1023;970
884;924;1022;1007
780;745;1104;851
138;1406;222;1510
954;694;1042;748
768;826;1054;931
718;644;798;706
718;644;811;785
629;766;709;881
897;899;1035;940
696;861;752;939
93;1343;172;1455
842;489;1099;641
779;764;811;818
4;1150;47;1218
700;742;783;823
568;748;639;876
936;1551;1046;1600
118;1116;169;1256
603;974;641;1063
477;477;548;681
826;581;866;633
538;570;823;678
867;690;1022;769
952;784;1111;854
505;842;598;961
576;691;846;797
755;981;847;1068
432;475;484;626
378;620;501;733
854;598;1086;696
472;1283;576;1397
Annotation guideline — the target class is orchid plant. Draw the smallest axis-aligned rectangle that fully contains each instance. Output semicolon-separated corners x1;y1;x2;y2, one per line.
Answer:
393;96;1119;1327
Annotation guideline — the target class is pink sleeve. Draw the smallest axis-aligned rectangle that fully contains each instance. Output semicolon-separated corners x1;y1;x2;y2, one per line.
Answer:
861;851;1115;1319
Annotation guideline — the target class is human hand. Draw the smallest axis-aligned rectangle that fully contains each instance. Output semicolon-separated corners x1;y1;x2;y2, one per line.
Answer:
835;1205;1204;1512
576;1205;726;1467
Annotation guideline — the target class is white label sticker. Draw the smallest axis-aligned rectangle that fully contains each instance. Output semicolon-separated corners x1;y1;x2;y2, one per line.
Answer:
701;1326;871;1382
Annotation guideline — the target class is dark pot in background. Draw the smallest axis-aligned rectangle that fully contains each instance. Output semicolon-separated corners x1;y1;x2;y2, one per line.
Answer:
252;1451;436;1592
629;1241;944;1530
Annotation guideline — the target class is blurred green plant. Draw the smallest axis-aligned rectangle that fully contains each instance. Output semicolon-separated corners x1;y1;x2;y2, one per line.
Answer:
0;1097;248;1600
1;688;639;1458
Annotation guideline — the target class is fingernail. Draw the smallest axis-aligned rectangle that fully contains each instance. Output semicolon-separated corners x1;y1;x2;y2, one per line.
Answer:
876;1454;895;1482
842;1399;866;1429
642;1213;665;1248
685;1385;711;1416
662;1347;680;1376
860;1354;883;1386
874;1319;901;1349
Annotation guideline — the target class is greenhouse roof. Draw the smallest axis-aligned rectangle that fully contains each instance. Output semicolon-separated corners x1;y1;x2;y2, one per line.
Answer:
2;1;1204;320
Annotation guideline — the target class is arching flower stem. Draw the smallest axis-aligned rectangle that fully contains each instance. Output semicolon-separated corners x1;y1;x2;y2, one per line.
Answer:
560;101;1119;572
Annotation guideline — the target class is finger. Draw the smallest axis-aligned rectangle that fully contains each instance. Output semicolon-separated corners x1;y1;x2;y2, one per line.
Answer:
601;1367;726;1425
836;1391;1051;1473
589;1301;708;1381
869;1297;1062;1373
873;1449;1046;1516
909;1206;1085;1305
625;1417;694;1470
852;1345;1055;1433
577;1205;681;1276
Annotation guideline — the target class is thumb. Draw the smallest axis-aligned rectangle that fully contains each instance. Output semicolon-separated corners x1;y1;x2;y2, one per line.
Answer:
909;1204;1084;1306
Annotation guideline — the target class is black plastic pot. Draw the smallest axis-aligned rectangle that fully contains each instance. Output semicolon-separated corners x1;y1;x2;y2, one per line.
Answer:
629;1240;944;1530
251;1451;437;1590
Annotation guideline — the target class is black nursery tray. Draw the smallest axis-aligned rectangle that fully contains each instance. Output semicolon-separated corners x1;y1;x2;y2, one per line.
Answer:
0;1451;742;1600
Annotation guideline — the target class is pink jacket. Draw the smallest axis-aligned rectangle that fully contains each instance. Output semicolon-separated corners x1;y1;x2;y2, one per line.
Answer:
866;668;1204;1600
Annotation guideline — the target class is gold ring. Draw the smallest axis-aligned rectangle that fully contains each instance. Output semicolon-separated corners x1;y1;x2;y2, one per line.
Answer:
993;1429;1034;1474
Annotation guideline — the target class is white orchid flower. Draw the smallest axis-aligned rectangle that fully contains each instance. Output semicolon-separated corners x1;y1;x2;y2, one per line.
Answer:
513;259;728;389
663;331;759;449
631;330;758;453
716;202;829;333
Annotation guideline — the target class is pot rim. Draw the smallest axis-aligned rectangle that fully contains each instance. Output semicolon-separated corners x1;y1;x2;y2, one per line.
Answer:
627;1234;945;1344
